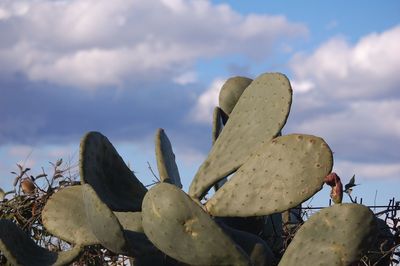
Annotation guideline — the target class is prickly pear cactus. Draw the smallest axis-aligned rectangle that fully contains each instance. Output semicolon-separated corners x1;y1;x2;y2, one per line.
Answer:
1;71;390;266
114;211;144;233
155;128;182;188
218;221;276;266
279;203;378;266
142;183;251;265
79;131;147;211
0;219;82;266
206;134;333;217
212;106;224;145
190;72;293;199
81;184;129;254
219;76;253;117
42;185;99;246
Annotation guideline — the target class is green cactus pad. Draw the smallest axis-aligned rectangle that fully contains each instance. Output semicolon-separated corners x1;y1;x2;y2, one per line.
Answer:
279;203;378;266
155;128;182;188
212;106;227;191
0;219;82;266
219;76;253;116
114;211;144;233
79;131;147;211
219;222;275;266
205;134;333;217
42;185;99;246
189;73;292;199
212;107;224;145
142;183;250;266
81;184;128;254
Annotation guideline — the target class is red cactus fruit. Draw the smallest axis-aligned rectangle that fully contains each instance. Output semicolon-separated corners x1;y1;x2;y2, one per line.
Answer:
324;172;343;204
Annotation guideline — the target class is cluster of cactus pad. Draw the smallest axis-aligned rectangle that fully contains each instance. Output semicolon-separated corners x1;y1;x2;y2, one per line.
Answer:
0;72;382;265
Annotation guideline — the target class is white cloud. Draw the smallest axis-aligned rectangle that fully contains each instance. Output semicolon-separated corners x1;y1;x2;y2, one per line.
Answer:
0;1;29;20
294;100;400;163
296;100;400;140
334;160;400;180
189;78;225;124
0;0;307;88
286;25;400;181
172;71;197;85
290;25;400;100
291;79;315;93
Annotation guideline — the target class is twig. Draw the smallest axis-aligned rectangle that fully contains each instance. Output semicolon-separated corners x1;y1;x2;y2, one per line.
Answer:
147;161;160;182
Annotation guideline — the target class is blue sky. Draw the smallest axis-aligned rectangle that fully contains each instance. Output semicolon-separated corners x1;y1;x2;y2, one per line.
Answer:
0;0;399;207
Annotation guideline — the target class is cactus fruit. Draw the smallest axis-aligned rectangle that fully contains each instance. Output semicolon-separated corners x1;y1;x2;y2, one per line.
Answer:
42;185;99;246
142;183;251;265
325;172;343;204
190;72;293;199
205;134;333;217
0;219;82;266
79;131;147;211
219;76;253;117
279;203;378;266
155;128;182;188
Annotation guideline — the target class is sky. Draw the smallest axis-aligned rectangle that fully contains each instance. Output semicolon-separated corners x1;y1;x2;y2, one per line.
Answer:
0;0;399;207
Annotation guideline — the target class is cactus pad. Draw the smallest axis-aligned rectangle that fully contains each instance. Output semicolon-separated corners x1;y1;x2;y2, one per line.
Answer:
81;184;128;254
212;107;224;145
114;211;144;233
219;222;275;266
79;131;147;211
206;134;333;217
189;73;292;199
219;76;253;116
42;185;99;245
142;183;250;265
0;219;82;266
155;128;182;188
279;203;378;266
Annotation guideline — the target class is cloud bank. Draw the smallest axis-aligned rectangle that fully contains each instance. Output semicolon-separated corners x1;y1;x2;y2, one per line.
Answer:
0;0;307;88
288;25;400;180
